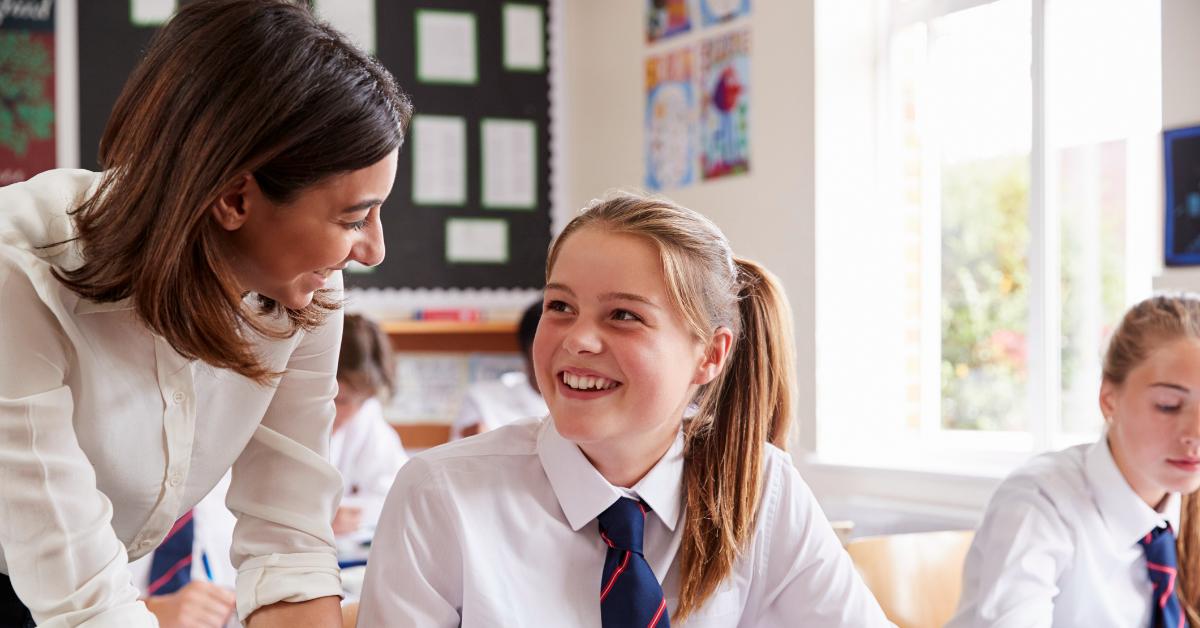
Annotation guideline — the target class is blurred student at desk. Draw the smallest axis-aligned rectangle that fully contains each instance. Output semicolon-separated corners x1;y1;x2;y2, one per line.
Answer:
129;473;238;628
332;315;409;538
450;302;548;440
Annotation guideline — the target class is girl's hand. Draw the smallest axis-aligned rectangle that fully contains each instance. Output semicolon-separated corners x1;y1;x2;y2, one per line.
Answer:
144;581;236;628
332;505;363;536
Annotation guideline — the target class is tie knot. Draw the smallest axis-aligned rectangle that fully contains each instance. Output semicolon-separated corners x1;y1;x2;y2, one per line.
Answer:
1141;524;1177;548
598;497;650;554
1140;524;1180;566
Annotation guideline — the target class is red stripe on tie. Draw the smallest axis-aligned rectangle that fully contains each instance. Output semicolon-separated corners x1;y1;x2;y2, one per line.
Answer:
163;510;194;542
647;596;667;627
638;502;647;516
1147;562;1178;608
600;551;631;602
600;531;616;548
146;555;192;595
1145;532;1154;545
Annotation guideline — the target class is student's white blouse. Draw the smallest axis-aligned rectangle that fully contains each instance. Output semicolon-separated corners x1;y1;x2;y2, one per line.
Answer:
948;436;1180;627
358;416;893;627
0;170;344;626
329;397;408;532
450;370;547;440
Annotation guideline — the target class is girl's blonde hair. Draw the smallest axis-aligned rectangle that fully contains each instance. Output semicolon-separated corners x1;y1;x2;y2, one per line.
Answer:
1103;294;1200;622
547;192;795;621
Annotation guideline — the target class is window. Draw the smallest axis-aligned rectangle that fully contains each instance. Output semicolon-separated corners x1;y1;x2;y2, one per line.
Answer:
815;0;1159;472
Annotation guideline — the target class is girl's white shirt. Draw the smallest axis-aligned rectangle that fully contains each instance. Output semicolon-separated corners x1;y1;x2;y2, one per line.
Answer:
0;169;344;626
450;370;547;440
357;415;894;627
948;434;1180;627
329;397;408;533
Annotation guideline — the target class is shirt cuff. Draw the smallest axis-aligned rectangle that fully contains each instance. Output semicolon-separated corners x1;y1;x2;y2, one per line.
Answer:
54;601;159;628
235;552;343;622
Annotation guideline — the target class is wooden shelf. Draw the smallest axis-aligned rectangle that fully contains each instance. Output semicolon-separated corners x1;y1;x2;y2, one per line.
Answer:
382;320;520;353
392;422;453;450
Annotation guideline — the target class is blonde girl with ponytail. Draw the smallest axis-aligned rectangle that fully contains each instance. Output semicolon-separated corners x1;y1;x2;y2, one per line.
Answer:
358;192;892;626
951;294;1200;627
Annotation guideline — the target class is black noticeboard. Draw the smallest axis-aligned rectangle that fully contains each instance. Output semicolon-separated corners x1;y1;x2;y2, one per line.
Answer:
77;0;551;291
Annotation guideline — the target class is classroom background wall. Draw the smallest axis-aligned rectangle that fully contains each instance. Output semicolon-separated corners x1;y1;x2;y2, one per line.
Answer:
32;0;1200;533
559;0;820;456
1155;0;1200;291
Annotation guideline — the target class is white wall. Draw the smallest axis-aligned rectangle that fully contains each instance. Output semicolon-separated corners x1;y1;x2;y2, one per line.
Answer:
1154;0;1200;291
559;0;819;451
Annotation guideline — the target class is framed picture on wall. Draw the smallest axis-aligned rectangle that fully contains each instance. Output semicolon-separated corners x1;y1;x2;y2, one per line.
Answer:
1165;125;1200;266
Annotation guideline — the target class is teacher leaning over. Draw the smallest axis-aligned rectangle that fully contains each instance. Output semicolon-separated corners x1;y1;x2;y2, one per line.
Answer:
0;0;411;626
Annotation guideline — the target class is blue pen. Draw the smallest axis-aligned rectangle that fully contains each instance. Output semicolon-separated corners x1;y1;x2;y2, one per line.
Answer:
201;552;214;581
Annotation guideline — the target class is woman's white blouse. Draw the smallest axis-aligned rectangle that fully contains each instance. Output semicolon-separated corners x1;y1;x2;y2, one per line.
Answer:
0;170;344;626
357;416;894;627
948;436;1180;627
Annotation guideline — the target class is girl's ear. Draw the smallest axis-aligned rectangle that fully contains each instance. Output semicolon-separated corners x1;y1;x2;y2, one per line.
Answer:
1099;379;1119;425
693;326;734;386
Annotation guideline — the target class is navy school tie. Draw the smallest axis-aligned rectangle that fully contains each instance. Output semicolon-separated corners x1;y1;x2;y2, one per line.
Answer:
1139;524;1189;628
147;510;195;595
598;497;670;628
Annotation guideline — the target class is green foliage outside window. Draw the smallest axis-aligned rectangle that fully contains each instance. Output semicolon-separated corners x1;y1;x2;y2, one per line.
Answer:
940;156;1029;431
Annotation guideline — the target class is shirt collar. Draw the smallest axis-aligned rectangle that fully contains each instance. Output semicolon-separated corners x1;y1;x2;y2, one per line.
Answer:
74;296;135;315
537;418;684;533
1086;434;1181;547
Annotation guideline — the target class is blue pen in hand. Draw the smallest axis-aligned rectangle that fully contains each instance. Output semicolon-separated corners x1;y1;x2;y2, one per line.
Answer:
201;552;214;581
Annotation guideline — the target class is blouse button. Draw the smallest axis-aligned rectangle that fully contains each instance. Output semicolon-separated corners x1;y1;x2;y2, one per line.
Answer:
168;474;182;487
171;391;185;405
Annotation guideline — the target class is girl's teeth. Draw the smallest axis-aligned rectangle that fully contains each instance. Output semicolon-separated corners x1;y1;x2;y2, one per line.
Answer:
563;372;615;390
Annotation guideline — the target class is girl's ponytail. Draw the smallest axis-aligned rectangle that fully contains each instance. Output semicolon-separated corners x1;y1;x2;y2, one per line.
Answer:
1178;492;1200;623
676;258;795;622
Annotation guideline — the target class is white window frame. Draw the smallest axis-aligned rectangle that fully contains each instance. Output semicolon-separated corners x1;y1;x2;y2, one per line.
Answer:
805;0;1159;518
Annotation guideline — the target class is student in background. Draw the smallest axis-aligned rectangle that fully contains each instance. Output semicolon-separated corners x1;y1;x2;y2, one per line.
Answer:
130;473;238;628
358;192;891;626
450;301;548;440
331;314;408;538
950;295;1200;627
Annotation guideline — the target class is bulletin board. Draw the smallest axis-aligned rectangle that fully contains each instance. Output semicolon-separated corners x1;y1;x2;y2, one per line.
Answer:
75;0;552;291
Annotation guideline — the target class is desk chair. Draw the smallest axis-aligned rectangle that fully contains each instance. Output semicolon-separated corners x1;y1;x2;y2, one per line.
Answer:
845;529;974;628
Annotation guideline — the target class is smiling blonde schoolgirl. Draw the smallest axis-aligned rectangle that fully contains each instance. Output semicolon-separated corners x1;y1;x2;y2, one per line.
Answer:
357;193;891;626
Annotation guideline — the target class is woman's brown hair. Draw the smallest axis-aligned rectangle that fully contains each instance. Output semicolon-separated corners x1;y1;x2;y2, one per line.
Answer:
1103;294;1200;623
52;0;412;384
546;192;796;621
338;314;395;400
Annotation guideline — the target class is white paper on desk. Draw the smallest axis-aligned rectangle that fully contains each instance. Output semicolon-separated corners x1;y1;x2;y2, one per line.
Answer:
314;0;375;53
503;4;544;71
417;10;477;83
482;119;537;209
412;115;467;205
130;0;175;26
446;218;508;264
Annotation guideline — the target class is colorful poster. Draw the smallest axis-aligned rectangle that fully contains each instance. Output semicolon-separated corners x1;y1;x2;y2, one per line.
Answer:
645;48;695;191
701;30;749;180
0;0;55;186
647;0;691;43
700;0;750;26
